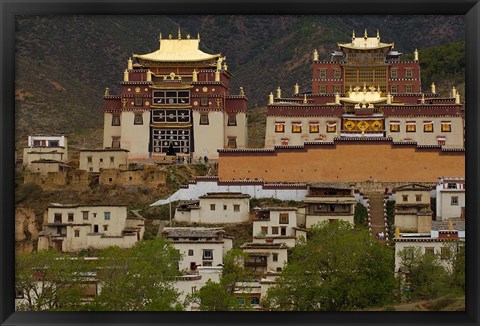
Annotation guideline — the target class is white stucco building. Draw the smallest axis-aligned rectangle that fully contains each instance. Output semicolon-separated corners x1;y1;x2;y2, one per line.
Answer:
161;227;233;272
37;204;145;252
240;242;289;274
22;135;68;166
394;220;465;274
78;149;129;173
304;183;356;227
174;192;251;224
435;177;465;221
393;183;433;233
252;207;307;248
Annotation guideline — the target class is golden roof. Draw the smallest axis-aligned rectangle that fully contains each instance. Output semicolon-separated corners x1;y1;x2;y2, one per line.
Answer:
133;37;221;63
338;30;394;50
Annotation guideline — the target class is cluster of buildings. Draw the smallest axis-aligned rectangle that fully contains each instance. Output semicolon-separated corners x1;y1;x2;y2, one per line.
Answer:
16;29;466;310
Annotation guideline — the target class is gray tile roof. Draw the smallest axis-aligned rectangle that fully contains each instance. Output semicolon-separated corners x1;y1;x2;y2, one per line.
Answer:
431;220;465;231
162;227;225;238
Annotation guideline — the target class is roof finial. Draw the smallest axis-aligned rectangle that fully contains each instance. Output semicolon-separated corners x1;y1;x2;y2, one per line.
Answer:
187;34;191;39
159;33;162;40
364;28;368;39
431;82;436;94
414;49;419;62
303;93;307;104
276;86;282;99
168;34;172;39
313;49;319;61
268;92;274;105
178;28;182;39
239;87;245;96
197;32;201;40
352;30;356;41
376;29;380;40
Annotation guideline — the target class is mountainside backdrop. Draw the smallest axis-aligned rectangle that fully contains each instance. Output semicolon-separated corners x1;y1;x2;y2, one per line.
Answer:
15;15;465;149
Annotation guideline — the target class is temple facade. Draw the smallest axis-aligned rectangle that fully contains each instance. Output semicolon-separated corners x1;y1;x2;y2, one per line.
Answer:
103;31;248;161
264;30;464;149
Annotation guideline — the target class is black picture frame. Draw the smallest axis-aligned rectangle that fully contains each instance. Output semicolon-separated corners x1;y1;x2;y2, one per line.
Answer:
1;0;479;325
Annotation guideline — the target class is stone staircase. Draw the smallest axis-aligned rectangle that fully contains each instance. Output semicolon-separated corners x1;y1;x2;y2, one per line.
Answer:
365;192;389;241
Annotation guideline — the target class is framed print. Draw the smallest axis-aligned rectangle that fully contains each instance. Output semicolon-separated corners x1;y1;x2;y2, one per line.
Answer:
1;0;479;326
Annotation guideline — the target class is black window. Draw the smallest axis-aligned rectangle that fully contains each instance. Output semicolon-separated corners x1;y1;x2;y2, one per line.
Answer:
134;113;143;125
200;114;209;125
112;115;121;126
134;95;143;107
228;114;237;126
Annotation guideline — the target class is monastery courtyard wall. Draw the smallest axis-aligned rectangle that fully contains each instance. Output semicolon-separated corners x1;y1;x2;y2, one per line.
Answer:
217;141;465;183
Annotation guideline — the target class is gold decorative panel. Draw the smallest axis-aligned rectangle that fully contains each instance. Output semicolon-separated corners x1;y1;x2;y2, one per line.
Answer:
342;119;384;132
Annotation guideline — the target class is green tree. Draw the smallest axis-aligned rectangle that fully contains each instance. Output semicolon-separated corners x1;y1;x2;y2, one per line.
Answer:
89;238;182;311
192;249;255;311
220;249;254;293
354;202;368;227
194;280;239;311
16;249;91;311
263;220;395;311
449;243;465;294
397;247;450;300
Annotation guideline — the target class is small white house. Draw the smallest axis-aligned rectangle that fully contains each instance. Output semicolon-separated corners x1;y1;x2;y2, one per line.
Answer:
393;183;433;233
38;204;145;252
252;207;306;248
23;135;68;166
161;227;233;272
240;242;289;274
394;220;465;274
303;183;356;228
78;149;129;172
436;177;465;221
173;266;223;311
175;192;251;224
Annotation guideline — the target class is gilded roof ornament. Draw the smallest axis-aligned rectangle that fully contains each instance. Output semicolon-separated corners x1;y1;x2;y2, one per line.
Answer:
414;49;419;62
104;87;110;96
303;94;307;104
338;29;394;50
313;49;319;61
421;93;425;104
192;69;198;82
431;82;436;94
134;33;221;62
239;87;245;96
178;28;182;39
159;33;162;40
187;34;191;39
197;32;201;40
268;92;274;105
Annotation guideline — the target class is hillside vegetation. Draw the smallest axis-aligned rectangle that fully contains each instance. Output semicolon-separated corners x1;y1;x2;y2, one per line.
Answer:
15;15;464;147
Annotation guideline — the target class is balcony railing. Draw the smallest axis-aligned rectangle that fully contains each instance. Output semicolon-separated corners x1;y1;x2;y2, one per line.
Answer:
244;261;267;267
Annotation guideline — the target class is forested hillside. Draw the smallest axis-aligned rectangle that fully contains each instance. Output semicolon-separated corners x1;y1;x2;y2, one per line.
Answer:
15;15;465;147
